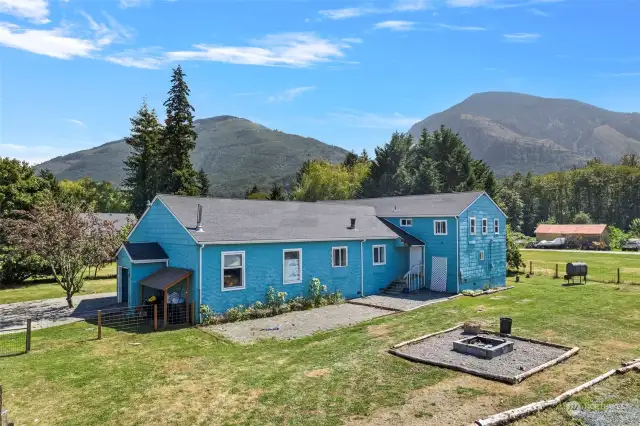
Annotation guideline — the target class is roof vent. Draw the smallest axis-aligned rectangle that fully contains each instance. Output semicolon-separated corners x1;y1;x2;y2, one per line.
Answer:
195;204;204;232
348;218;356;230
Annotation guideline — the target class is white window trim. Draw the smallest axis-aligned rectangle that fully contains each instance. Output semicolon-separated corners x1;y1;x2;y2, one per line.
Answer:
494;218;500;234
221;251;246;292
372;244;386;266
480;251;485;261
434;220;448;235
282;248;302;285
400;218;413;227
469;217;476;235
482;218;488;235
332;246;348;268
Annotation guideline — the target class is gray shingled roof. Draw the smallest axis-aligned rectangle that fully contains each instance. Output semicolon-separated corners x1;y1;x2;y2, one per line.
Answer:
378;218;425;246
323;192;485;217
123;242;168;261
158;194;401;243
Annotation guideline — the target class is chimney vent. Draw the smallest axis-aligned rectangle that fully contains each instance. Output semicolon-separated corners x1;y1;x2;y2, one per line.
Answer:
195;204;204;232
348;218;356;229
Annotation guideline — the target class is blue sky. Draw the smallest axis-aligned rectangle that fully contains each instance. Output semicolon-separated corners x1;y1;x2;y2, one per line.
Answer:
1;0;640;164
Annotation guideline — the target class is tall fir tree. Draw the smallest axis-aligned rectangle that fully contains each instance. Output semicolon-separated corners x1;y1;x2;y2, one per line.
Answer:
122;100;163;217
268;182;287;201
196;169;210;197
360;132;412;198
159;65;199;196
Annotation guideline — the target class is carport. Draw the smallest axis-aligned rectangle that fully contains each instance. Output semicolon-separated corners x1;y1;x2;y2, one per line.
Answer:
139;267;193;327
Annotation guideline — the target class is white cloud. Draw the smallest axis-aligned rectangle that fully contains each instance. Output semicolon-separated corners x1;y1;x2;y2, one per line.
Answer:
374;20;416;31
528;7;548;16
0;143;66;165
319;0;429;20
503;32;541;42
67;119;86;126
81;11;133;46
0;22;99;59
166;33;357;67
437;23;486;31
447;0;562;9
105;48;165;69
267;86;316;103
329;109;420;129
0;0;50;24
342;37;363;44
446;0;492;6
119;0;150;8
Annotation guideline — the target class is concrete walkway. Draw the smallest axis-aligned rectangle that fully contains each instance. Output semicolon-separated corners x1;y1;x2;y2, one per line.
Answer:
0;292;120;331
348;289;457;312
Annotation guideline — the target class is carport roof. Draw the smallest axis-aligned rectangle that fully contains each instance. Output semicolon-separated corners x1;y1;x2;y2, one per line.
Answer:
139;267;192;291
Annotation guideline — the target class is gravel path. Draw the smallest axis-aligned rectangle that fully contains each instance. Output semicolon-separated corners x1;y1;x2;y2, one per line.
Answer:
574;403;640;426
348;290;454;312
0;292;119;331
394;329;569;381
203;303;390;343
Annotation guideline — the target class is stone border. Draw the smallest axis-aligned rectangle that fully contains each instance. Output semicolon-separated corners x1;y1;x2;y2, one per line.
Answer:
389;325;579;385
462;286;515;297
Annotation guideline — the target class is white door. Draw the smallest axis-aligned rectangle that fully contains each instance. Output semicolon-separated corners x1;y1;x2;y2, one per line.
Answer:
430;256;448;292
410;246;423;270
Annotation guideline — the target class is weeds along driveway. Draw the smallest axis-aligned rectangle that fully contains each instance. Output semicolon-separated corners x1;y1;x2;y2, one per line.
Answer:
203;303;392;343
0;292;119;331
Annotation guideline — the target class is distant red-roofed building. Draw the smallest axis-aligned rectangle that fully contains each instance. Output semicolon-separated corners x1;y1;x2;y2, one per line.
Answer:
534;224;609;244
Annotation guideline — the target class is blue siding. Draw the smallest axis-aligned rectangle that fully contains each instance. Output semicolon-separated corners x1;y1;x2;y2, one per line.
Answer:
116;250;165;306
121;199;200;318
458;194;507;290
385;217;458;293
201;239;401;313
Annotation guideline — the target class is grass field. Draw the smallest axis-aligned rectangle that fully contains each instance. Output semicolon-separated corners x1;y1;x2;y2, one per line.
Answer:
0;263;117;304
1;275;639;425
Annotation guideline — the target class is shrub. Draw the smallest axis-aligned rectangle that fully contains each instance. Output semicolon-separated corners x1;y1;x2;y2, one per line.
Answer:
308;277;328;307
266;286;288;314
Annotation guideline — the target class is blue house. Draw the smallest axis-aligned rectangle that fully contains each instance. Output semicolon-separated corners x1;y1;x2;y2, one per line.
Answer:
116;191;506;322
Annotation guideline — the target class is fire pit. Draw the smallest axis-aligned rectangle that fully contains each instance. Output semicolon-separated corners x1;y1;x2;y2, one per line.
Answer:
453;335;514;359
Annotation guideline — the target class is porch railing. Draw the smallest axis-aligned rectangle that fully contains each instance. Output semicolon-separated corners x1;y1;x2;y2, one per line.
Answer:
403;264;425;292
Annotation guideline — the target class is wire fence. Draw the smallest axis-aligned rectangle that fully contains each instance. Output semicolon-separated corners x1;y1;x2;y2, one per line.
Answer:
525;261;640;285
0;321;30;358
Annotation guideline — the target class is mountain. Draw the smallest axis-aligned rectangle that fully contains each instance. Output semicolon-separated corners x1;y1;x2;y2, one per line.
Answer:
36;116;349;197
409;92;640;176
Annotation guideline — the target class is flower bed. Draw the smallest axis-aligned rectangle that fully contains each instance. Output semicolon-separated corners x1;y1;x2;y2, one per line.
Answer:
199;277;344;325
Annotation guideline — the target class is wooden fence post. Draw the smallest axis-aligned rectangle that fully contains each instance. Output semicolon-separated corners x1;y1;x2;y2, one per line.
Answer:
97;310;102;340
617;268;621;284
25;318;32;353
555;264;559;279
192;303;196;325
529;261;533;275
153;304;158;331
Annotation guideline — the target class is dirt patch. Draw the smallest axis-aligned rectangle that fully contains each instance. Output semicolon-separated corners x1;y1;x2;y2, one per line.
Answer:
305;368;331;377
345;375;533;426
515;299;532;304
367;324;392;338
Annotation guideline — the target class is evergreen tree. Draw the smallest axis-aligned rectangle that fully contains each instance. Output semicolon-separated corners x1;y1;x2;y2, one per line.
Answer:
359;149;369;163
360;132;412;197
158;65;199;196
122;100;163;217
268;183;287;201
343;151;358;168
196;169;210;197
245;184;260;199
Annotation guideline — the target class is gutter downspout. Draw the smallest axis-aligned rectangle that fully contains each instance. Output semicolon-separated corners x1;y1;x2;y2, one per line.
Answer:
455;216;460;294
360;239;366;297
199;243;204;324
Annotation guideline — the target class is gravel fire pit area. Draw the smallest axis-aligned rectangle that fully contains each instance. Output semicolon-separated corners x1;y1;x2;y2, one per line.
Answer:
390;325;578;384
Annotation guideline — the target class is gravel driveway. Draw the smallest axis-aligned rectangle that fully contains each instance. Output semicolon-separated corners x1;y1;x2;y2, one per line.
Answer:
0;292;119;331
203;303;390;343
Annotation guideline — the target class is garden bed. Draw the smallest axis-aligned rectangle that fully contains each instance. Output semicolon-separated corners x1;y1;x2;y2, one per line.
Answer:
390;325;578;384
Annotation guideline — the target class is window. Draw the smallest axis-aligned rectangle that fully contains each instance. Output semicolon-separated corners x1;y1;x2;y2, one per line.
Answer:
373;245;386;265
494;218;500;234
434;220;447;235
283;249;302;284
470;217;476;235
400;218;413;227
479;251;485;261
222;251;245;291
332;247;348;267
482;218;488;235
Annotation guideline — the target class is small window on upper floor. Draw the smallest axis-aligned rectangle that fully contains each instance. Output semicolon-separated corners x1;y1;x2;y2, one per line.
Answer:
479;251;485;261
494;218;500;234
400;218;413;227
470;217;476;235
434;220;447;235
482;218;488;235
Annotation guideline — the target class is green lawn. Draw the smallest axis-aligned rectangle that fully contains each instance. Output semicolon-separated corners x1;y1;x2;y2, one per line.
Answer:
0;263;117;304
1;275;639;425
